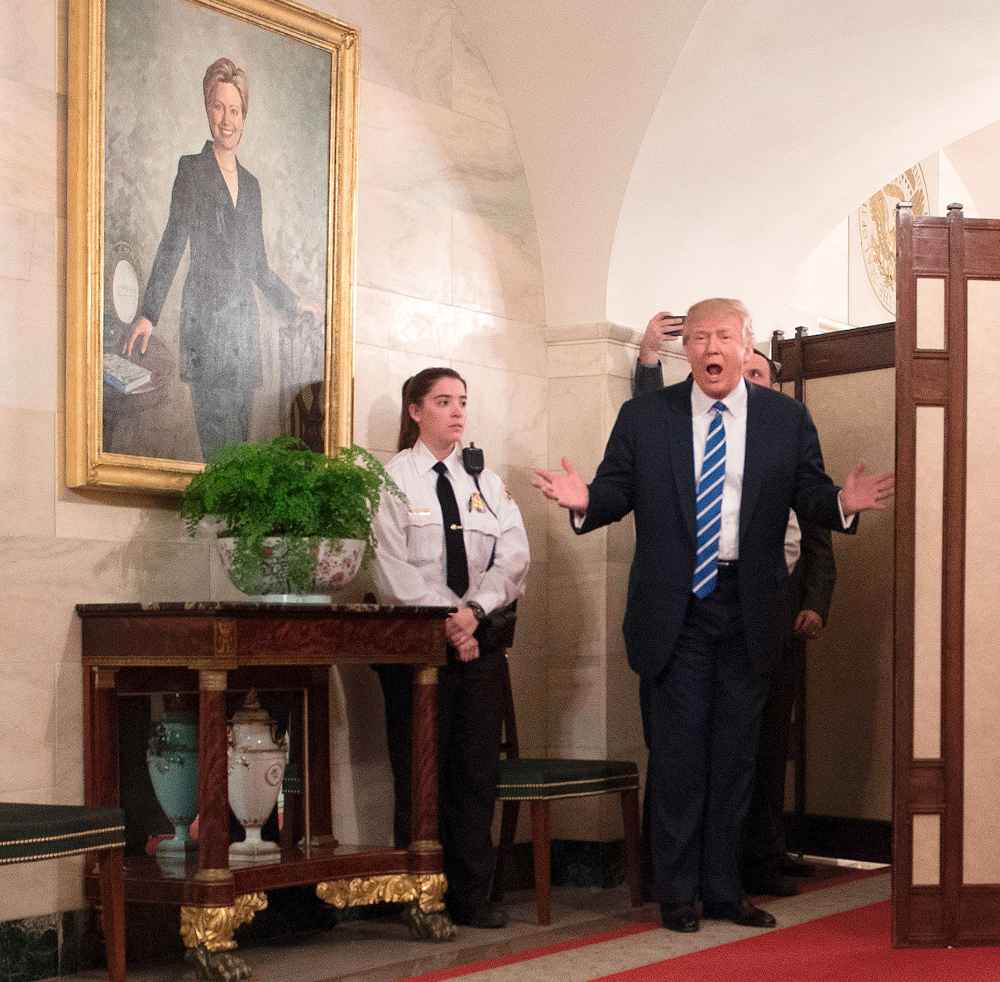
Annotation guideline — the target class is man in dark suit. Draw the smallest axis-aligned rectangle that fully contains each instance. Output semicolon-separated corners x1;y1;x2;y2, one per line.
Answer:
533;299;891;933
634;333;837;897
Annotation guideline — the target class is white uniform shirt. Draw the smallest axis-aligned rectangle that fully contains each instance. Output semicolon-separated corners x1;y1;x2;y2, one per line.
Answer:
372;440;530;614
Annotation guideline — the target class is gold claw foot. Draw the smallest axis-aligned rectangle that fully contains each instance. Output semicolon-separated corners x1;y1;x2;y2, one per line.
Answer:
186;947;253;981
403;903;456;941
180;893;267;980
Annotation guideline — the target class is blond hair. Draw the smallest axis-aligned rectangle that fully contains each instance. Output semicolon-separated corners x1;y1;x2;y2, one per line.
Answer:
683;298;753;350
203;57;249;117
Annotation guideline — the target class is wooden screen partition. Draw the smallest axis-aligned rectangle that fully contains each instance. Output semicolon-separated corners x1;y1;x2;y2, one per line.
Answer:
773;324;895;866
895;202;1000;946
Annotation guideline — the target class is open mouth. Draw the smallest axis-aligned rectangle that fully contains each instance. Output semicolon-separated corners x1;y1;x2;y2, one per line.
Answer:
705;363;723;378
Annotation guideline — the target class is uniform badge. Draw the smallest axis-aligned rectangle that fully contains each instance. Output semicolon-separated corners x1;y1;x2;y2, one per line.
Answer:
468;491;486;513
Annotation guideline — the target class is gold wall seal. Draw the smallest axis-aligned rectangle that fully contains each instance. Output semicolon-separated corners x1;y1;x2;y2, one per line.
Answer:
858;164;928;315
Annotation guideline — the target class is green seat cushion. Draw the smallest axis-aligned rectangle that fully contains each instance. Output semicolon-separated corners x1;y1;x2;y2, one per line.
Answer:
496;758;639;801
0;803;125;866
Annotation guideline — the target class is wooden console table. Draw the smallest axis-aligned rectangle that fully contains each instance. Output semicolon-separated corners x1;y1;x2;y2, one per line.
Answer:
78;602;452;979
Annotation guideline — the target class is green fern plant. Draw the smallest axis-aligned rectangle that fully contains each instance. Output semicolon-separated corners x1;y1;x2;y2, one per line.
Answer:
179;437;403;593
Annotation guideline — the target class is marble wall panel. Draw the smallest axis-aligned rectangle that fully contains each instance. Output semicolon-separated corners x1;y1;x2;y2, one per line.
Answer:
0;76;62;218
510;559;546;649
314;0;453;109
55;494;189;544
0;857;60;922
504;373;547;470
504;465;548;565
548;375;613;473
0;657;57;795
53;660;83;803
546;664;608;758
0;538;210;665
452;209;544;324
548;565;608;660
452;18;508;129
0;0;63;96
357;184;452;304
354;343;428;455
359;80;532;243
0;408;55;536
547;340;608;380
0;277;59;413
0;204;31;279
355;285;451;358
30;213;62;286
508;641;546;755
445;307;546;377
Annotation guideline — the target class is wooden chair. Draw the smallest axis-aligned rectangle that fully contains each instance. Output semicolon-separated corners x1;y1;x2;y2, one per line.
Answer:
0;803;126;981
491;654;642;924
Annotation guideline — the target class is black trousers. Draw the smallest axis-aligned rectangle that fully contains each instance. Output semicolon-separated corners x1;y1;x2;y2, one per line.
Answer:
741;632;805;880
640;570;770;908
374;645;504;915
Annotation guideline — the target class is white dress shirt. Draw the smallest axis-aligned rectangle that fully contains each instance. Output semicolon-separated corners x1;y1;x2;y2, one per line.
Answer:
784;508;802;573
372;440;530;615
691;379;747;561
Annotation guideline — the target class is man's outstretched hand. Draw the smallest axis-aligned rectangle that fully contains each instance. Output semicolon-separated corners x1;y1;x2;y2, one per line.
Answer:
840;463;895;516
532;457;590;513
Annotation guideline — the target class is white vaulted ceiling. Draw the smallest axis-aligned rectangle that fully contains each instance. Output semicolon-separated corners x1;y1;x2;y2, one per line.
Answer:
455;0;1000;335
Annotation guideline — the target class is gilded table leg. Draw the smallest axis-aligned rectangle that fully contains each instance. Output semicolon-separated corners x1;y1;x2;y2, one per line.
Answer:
180;893;267;981
316;873;455;941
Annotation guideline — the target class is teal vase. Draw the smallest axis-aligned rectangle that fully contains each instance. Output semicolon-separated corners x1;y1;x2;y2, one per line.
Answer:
147;705;199;853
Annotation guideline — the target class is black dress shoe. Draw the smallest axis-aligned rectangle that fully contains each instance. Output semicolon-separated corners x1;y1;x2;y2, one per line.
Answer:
704;899;777;928
660;902;700;933
451;904;508;929
744;873;800;897
781;855;817;878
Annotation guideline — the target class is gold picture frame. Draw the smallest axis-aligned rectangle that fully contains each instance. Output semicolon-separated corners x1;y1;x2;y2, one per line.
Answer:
66;0;358;493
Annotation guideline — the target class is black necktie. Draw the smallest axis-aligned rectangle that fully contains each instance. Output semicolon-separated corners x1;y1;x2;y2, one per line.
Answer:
433;461;469;597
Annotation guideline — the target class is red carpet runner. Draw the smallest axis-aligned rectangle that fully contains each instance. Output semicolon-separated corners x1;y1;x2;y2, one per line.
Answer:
398;868;887;982
597;902;1000;982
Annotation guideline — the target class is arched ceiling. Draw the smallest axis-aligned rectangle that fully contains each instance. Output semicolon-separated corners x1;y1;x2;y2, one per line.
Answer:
453;0;708;326
456;0;1000;335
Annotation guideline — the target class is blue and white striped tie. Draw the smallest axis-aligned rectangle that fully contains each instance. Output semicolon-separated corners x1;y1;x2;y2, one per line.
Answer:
692;401;727;599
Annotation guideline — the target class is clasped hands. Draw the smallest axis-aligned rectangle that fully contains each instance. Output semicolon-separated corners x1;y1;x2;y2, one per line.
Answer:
446;606;480;662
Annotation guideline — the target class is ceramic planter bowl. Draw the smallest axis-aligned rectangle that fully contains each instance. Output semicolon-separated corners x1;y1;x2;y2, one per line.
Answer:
217;536;365;602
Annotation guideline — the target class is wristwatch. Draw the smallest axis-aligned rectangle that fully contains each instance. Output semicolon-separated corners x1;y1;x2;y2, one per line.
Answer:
466;600;487;622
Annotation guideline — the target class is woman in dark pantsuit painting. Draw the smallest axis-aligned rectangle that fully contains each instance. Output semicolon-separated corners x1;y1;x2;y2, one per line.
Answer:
124;56;316;461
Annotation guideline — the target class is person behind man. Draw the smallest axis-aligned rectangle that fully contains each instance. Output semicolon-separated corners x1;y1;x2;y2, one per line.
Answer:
533;298;892;934
634;321;836;897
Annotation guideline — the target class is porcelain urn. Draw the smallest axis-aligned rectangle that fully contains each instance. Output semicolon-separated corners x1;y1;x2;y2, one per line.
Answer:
146;699;199;853
227;689;287;857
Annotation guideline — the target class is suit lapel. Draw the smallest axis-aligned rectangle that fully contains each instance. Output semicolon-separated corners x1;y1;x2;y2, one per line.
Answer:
667;378;696;547
739;380;763;547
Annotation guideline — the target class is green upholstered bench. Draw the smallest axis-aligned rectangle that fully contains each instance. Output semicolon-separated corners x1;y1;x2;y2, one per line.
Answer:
0;803;126;981
492;657;642;925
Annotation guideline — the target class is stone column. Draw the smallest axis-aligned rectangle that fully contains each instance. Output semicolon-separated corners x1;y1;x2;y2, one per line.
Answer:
543;323;688;841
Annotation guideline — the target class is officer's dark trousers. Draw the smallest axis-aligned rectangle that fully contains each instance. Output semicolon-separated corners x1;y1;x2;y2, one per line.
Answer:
375;644;504;915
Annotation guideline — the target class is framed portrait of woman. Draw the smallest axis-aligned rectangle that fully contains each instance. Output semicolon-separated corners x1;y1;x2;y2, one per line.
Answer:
66;0;358;492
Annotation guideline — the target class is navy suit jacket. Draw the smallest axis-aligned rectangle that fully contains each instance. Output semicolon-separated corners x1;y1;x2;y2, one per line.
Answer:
578;377;852;680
